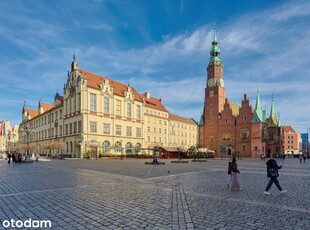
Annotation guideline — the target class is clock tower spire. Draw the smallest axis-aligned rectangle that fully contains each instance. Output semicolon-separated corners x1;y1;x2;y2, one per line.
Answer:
200;27;226;151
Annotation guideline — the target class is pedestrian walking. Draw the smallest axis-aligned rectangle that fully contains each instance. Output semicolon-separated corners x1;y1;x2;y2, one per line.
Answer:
227;161;232;187
299;154;303;163
303;154;306;163
7;153;11;164
18;153;22;163
35;153;39;162
228;157;240;191
264;154;287;195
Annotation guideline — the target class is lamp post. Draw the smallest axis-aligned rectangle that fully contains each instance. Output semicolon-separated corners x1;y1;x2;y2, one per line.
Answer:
24;125;32;160
8;130;11;156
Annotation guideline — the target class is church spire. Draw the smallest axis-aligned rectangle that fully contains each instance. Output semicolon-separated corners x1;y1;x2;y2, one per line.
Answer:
209;27;221;64
251;90;265;123
22;100;27;114
267;94;279;127
71;54;78;71
270;94;276;118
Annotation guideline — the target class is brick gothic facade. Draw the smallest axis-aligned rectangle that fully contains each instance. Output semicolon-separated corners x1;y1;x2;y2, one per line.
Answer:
199;29;282;158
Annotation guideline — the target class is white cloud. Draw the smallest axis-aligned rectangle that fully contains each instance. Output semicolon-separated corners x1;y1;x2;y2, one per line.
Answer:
1;0;310;133
89;23;113;31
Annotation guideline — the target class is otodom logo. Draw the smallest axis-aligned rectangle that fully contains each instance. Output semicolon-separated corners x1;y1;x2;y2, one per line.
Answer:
2;218;52;228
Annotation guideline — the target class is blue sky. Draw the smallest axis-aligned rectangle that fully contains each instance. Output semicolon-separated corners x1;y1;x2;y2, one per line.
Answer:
0;0;309;133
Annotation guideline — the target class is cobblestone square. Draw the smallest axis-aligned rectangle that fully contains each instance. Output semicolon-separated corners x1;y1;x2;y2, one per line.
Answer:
0;158;309;229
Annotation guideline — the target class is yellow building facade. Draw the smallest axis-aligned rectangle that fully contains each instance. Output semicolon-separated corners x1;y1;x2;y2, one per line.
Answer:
19;57;198;158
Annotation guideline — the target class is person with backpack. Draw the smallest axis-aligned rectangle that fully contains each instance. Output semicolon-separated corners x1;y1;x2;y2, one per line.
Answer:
264;154;287;195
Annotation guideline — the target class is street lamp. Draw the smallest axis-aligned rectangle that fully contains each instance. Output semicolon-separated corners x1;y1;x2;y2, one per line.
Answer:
23;125;33;161
8;130;11;157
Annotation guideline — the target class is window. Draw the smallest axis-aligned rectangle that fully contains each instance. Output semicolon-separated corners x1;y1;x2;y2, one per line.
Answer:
104;96;109;113
125;142;132;154
126;126;132;136
153;137;156;143
116;100;121;116
115;141;121;152
59;110;62;119
147;136;150;142
147;126;150;132
90;122;97;133
65;124;68;135
78;121;82;133
153;127;156;133
69;123;72;134
241;128;249;139
116;125;121;135
103;141;110;153
73;122;77;134
136;128;141;137
242;144;246;152
90;93;96;111
159;128;162;134
59;125;63;136
136;105;141;119
127;102;131;118
136;143;141;153
103;123;110;134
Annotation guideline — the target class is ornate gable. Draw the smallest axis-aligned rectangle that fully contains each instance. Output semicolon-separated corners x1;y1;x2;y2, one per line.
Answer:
100;78;113;96
124;85;134;102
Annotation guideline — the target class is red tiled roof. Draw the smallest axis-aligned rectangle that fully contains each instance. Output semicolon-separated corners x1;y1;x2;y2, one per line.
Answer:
41;102;54;112
140;93;168;112
283;125;296;133
78;69;142;102
26;109;38;118
55;94;64;103
169;113;197;125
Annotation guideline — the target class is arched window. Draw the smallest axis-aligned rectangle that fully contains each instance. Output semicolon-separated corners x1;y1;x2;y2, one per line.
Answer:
102;141;110;153
126;142;132;154
115;141;121;152
136;143;141;153
240;128;249;139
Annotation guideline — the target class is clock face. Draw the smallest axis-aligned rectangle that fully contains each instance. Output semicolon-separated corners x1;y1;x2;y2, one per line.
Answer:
208;78;215;87
219;79;224;87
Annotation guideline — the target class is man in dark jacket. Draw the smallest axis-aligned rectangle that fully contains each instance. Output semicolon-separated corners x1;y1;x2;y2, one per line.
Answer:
264;154;287;195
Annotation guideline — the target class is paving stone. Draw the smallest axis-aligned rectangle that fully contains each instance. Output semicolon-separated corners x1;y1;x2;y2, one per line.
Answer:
0;158;310;229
